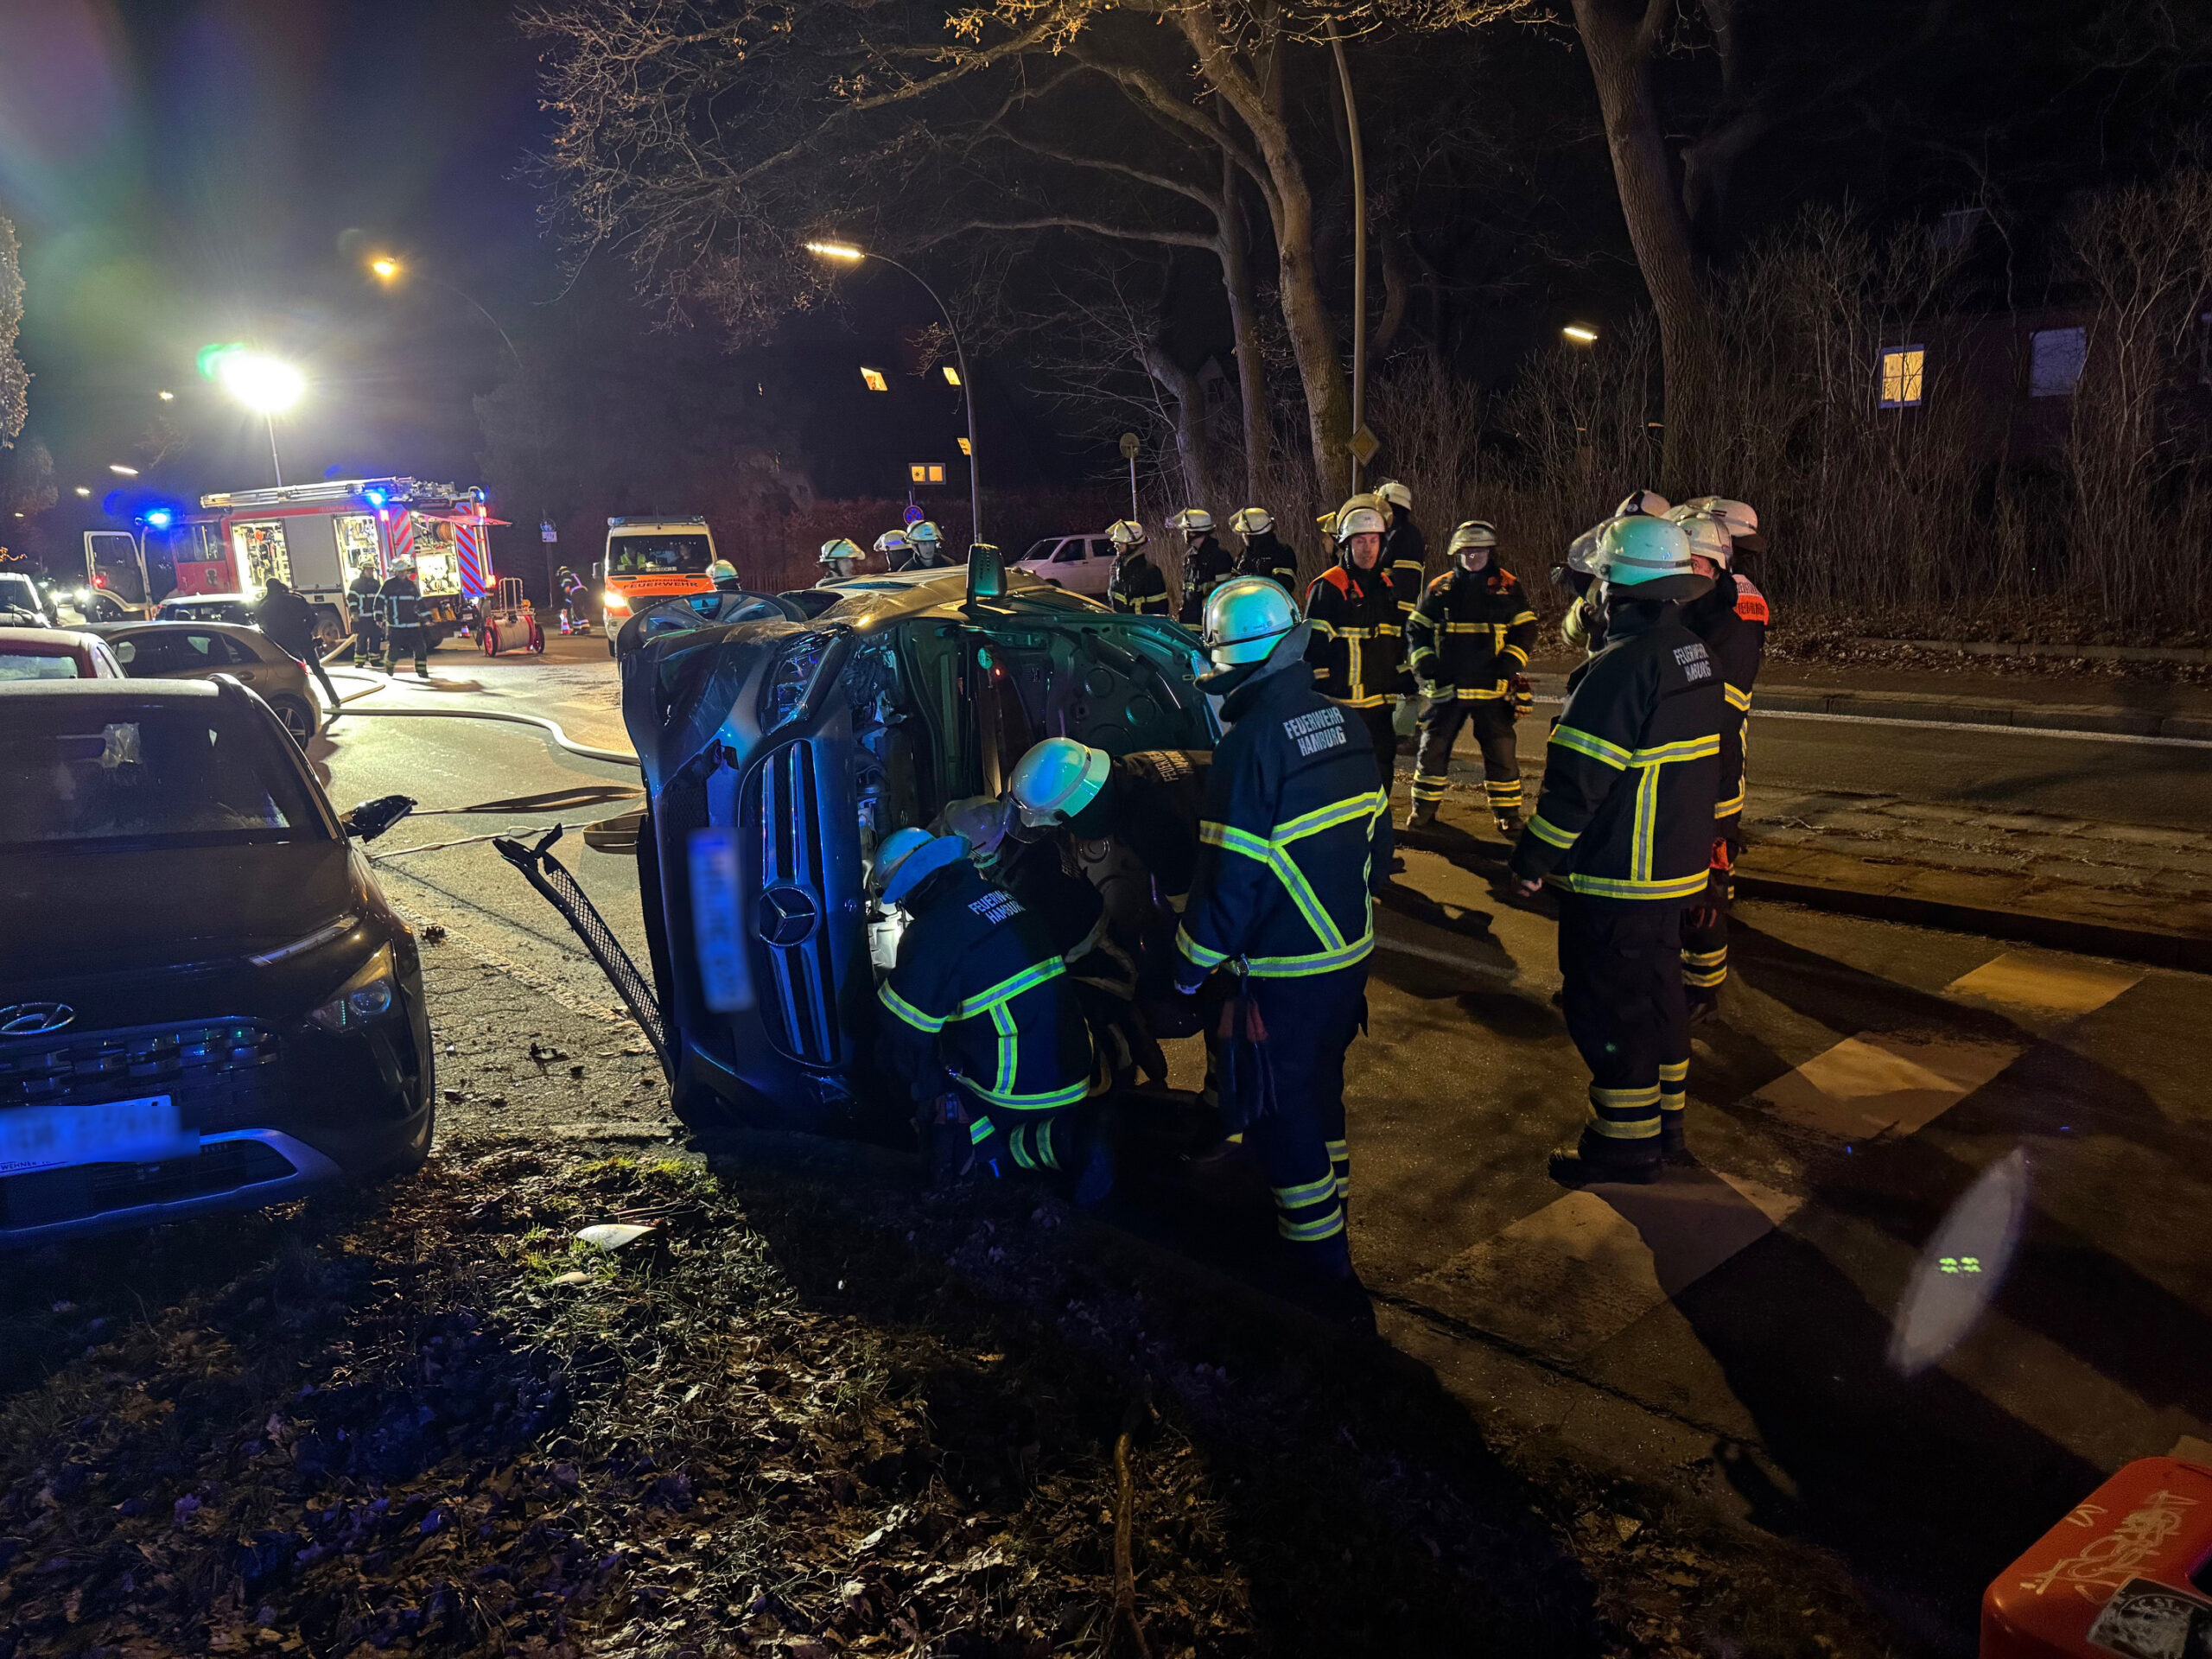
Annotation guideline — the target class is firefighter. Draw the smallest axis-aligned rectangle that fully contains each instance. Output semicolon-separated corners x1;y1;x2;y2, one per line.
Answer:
1510;515;1724;1182
1374;480;1427;619
875;528;917;570
377;558;429;679
1230;507;1297;593
818;537;863;584
1681;497;1770;634
556;565;592;634
909;521;950;568
1105;519;1171;616
1169;508;1235;627
1173;575;1392;1326
706;558;744;593
1304;499;1407;790
872;826;1109;1201
1404;521;1539;836
1559;490;1671;657
347;563;386;659
1668;503;1768;1020
255;578;342;729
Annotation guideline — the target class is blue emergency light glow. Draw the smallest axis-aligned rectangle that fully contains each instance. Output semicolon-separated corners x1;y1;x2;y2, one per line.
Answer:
364;487;387;507
143;508;174;530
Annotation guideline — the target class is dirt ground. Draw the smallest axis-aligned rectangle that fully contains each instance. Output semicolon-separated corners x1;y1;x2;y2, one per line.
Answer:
0;942;1908;1658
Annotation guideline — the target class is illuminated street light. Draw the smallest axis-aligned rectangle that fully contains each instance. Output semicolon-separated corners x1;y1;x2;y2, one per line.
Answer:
208;348;305;486
808;236;982;541
108;463;138;477
370;256;402;282
1562;323;1599;345
73;486;91;498
157;389;175;402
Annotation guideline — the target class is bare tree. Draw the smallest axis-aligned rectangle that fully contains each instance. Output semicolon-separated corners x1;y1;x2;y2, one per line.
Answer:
0;213;26;448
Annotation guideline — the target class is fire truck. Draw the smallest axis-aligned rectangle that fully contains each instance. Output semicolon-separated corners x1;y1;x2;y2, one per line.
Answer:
185;478;502;650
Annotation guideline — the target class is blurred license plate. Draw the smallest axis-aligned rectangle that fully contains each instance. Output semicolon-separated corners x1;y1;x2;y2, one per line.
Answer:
0;1096;193;1176
688;827;747;1013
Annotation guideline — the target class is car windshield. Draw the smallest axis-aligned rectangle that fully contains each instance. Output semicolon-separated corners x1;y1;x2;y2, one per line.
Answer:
608;534;713;576
0;575;41;612
0;698;327;853
0;649;79;681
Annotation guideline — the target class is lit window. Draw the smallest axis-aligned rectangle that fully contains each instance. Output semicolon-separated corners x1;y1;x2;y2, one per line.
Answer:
1880;346;1925;409
941;365;962;386
2030;327;2085;398
861;366;889;392
957;436;971;456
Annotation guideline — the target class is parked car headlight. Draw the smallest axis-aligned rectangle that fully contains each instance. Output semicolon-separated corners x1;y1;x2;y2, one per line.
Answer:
308;944;400;1033
760;636;830;729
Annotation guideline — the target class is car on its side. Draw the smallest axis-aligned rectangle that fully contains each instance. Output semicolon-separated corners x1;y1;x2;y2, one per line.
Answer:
90;620;320;744
0;572;54;627
603;559;1216;1134
1011;533;1117;597
0;626;126;682
154;593;259;628
0;679;432;1246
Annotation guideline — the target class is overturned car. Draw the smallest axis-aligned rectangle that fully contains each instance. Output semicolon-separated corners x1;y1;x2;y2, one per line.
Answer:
600;560;1217;1132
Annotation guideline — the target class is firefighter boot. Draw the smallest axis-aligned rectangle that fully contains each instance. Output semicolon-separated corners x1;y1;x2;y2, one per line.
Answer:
1548;1134;1662;1188
1294;1236;1380;1338
1660;1113;1696;1166
1404;798;1440;833
1493;808;1523;839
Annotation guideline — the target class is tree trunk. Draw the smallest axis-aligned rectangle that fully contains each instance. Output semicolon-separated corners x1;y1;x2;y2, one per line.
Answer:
1570;0;1713;475
1215;148;1272;499
1138;329;1213;507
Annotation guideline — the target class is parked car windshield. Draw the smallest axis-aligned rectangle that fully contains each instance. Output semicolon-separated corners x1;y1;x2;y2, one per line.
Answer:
0;647;82;681
608;534;713;576
0;574;45;615
0;698;327;852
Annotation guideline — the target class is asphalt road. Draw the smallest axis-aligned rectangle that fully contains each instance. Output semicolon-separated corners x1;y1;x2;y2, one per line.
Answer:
316;660;2212;1647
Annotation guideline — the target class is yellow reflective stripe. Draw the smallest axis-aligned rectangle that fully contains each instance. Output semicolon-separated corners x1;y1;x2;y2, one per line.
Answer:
1526;814;1577;849
1585;1113;1662;1140
1510;610;1538;626
1563;870;1713;901
1007;1123;1039;1169
969;1115;997;1146
953;956;1065;1019
1630;734;1721;766
1243;927;1376;976
1454;685;1511;700
1201;820;1274;862
991;1003;1018;1101
1278;1209;1346;1242
1658;1060;1689;1084
1175;925;1230;969
1713;790;1745;818
1632;765;1659;882
878;982;948;1033
1591;1084;1662;1107
1268;855;1344;954
1274;1174;1338;1209
1309;619;1339;638
1681;948;1727;967
961;1075;1092;1111
1724;683;1752;712
1274;789;1389;843
1549;724;1631;769
1502;645;1529;666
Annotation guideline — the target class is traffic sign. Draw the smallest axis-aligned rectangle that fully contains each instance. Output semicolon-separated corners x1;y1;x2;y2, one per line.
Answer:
1348;426;1382;467
1119;432;1141;460
540;521;557;543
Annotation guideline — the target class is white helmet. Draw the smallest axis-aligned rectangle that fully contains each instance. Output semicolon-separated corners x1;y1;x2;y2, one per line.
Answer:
1229;507;1274;537
910;520;943;545
1008;737;1111;828
870;826;966;905
1106;519;1148;550
1376;480;1413;511
1334;503;1388;543
1447;520;1499;557
1615;489;1672;518
819;537;862;567
874;529;912;556
1166;507;1214;534
1202;575;1300;667
1681;495;1764;551
1664;505;1732;569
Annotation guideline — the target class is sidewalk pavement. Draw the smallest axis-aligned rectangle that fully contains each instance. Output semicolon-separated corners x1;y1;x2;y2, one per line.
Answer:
329;633;636;759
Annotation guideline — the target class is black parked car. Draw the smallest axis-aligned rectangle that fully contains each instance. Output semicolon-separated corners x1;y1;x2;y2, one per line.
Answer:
612;562;1217;1132
0;679;431;1243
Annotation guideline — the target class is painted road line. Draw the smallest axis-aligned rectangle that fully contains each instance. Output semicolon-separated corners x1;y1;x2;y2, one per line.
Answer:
1519;695;2212;752
1943;950;2144;1018
1751;1033;2024;1141
1372;934;1516;982
1410;1170;1802;1359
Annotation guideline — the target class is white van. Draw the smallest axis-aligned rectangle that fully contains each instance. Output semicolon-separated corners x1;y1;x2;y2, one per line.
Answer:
1012;533;1117;596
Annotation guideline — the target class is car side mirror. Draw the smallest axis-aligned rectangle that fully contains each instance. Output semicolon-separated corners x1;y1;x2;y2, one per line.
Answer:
342;794;416;842
967;543;1006;603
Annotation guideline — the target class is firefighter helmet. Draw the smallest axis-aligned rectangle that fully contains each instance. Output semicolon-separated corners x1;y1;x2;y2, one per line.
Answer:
706;558;740;587
819;537;863;567
911;520;943;545
1592;513;1707;600
1229;507;1274;537
1447;520;1499;557
1107;519;1148;550
1008;737;1111;828
1376;480;1413;511
1682;496;1758;538
1334;502;1388;543
1665;505;1732;569
871;826;964;905
1166;507;1214;534
1202;575;1301;666
1615;489;1672;518
874;529;912;557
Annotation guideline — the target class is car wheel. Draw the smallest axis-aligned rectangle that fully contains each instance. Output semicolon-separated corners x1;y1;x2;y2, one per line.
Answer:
270;694;316;747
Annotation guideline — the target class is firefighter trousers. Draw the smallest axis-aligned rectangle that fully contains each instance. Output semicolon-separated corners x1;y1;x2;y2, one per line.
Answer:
380;624;429;677
1247;964;1365;1267
1410;696;1521;816
1355;704;1398;792
1680;814;1740;1004
1556;894;1691;1172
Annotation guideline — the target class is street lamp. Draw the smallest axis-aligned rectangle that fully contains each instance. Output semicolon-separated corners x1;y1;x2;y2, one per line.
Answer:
366;253;522;369
107;463;138;477
806;238;982;545
1562;324;1599;345
212;350;304;486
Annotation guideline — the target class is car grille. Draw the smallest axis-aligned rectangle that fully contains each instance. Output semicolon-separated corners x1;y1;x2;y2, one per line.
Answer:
750;741;842;1068
0;1138;298;1231
0;1020;286;1135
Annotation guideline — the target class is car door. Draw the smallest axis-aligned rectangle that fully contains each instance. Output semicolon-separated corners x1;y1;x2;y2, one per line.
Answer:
1069;537;1116;597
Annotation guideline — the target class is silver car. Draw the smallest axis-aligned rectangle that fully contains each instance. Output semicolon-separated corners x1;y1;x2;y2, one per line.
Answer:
90;620;319;744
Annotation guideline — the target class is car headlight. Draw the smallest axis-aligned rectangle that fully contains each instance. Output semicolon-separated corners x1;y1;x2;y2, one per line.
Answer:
309;944;400;1033
604;594;632;615
760;636;830;728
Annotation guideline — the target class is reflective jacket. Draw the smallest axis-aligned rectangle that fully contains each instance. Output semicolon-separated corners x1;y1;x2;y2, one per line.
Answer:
1405;563;1538;699
1384;516;1427;616
1177;534;1236;626
378;573;422;629
1109;550;1171;616
1178;661;1393;979
879;860;1094;1114
1510;601;1724;903
1677;572;1767;823
1303;561;1404;709
1065;749;1211;911
1235;531;1298;594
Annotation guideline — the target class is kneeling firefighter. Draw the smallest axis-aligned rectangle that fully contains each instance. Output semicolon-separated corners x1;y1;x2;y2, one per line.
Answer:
872;827;1110;1199
1510;515;1724;1183
1404;520;1538;836
1176;576;1393;1323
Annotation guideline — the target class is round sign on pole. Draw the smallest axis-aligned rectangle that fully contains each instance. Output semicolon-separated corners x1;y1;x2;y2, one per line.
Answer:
1118;432;1141;460
540;521;557;543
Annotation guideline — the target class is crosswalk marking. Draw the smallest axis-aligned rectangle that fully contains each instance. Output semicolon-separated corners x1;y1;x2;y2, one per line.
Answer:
1751;1033;2023;1141
1411;1171;1801;1358
1943;950;2144;1018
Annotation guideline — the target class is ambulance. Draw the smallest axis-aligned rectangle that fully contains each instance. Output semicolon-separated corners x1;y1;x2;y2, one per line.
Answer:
601;517;718;653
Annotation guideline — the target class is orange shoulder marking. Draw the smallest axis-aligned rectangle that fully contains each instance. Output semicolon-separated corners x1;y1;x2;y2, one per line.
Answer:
1734;591;1770;624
